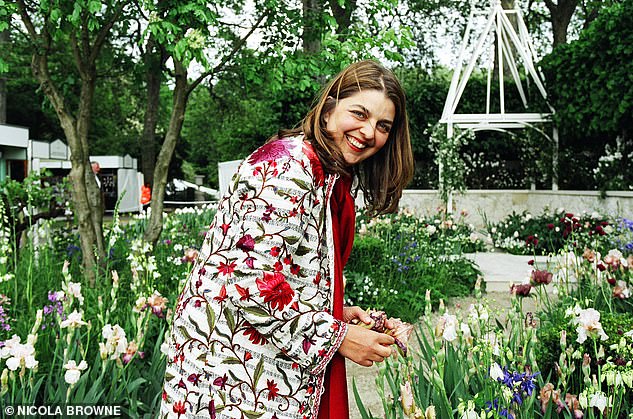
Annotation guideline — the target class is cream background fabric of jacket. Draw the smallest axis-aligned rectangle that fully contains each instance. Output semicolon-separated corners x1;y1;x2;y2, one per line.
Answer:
161;135;349;418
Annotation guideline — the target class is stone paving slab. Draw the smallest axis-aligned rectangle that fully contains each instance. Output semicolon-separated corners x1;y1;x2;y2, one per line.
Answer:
465;252;550;292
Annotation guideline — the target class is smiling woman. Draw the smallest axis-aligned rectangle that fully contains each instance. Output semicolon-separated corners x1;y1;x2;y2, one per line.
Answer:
160;60;414;419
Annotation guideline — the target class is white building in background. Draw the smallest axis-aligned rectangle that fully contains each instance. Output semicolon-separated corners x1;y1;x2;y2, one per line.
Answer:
0;124;143;213
0;124;29;182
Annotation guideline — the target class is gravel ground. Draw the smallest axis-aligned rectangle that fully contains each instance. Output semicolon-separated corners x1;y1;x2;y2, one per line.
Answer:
345;291;538;418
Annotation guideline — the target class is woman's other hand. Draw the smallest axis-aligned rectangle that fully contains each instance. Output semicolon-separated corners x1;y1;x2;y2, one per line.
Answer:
343;306;396;330
338;324;395;367
342;306;372;324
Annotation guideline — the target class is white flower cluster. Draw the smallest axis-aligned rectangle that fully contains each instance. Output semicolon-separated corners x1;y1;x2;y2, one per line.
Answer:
0;197;14;283
99;324;128;360
63;360;88;385
0;334;38;371
127;239;161;291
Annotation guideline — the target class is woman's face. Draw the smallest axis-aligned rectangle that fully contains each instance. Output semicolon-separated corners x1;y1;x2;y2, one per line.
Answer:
324;89;395;166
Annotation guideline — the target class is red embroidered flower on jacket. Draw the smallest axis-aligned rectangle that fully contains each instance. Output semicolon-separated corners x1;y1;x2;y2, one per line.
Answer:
243;323;268;345
244;256;255;269
213;374;228;390
267;379;280;401
217;261;237;277
235;284;251;301
248;137;295;165
173;400;187;415
236;234;255;252
256;272;295;310
213;284;227;303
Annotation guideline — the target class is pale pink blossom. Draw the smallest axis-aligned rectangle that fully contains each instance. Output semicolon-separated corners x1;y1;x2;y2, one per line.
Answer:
573;308;608;344
63;281;84;305
435;313;459;342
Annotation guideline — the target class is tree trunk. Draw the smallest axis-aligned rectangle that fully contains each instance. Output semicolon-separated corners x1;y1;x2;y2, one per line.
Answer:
0;30;7;123
329;0;355;34
303;0;322;53
544;0;579;47
77;69;106;267
140;35;165;187
143;59;189;246
30;51;105;287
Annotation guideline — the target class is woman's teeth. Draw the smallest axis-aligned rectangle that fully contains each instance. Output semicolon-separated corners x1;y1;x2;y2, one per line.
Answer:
346;136;366;149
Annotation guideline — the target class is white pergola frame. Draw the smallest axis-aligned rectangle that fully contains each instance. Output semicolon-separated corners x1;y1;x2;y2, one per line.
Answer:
440;0;559;204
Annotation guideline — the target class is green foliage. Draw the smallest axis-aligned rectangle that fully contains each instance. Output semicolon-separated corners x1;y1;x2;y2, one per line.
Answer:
541;0;633;139
428;124;474;205
357;225;633;418
0;204;216;412
345;210;483;322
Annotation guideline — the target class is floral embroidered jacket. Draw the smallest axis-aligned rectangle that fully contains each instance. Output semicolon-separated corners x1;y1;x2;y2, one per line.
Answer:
161;135;349;419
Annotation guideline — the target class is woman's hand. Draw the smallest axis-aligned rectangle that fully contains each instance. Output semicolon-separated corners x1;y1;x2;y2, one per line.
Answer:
338;324;395;367
343;306;395;330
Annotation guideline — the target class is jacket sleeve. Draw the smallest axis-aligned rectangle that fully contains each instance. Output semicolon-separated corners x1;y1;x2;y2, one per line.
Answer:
197;153;347;375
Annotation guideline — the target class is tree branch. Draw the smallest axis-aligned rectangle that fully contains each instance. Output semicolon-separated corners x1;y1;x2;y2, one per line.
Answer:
15;0;38;42
188;9;271;95
90;1;127;64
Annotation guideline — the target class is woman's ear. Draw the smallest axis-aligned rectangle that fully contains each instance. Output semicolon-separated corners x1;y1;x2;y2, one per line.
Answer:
323;96;336;124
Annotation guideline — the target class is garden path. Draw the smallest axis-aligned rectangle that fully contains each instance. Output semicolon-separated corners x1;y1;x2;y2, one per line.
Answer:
346;251;542;418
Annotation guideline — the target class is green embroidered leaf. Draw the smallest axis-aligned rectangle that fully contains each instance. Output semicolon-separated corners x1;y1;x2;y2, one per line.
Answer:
295;245;311;256
222;357;242;364
289;317;299;335
277;364;292;391
177;325;192;341
284;236;300;245
228;370;240;382
242;306;270;317
243;410;265;419
224;307;235;332
256;221;265;233
206;304;216;333
275;352;294;362
253;356;264;387
291;178;310;190
189;315;208;340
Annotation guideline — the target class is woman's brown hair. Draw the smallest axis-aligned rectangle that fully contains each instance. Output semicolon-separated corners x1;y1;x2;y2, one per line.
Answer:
279;60;414;216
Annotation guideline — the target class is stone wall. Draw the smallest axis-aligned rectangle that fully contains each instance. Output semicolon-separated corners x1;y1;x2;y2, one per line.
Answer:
396;190;633;227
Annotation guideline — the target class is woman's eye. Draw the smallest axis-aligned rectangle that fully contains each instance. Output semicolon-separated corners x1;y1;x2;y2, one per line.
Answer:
351;110;365;118
378;123;391;133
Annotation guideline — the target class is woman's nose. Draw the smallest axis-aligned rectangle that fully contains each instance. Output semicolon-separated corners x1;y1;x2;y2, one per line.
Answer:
359;120;375;139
